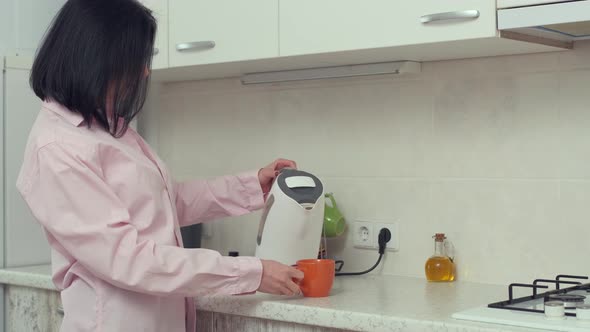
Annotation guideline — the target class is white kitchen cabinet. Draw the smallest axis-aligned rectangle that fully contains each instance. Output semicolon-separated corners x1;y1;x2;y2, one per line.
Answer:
0;56;4;332
4;57;51;267
5;285;62;332
152;0;562;82
140;0;169;70
5;0;66;56
0;0;15;55
279;0;497;56
169;0;279;67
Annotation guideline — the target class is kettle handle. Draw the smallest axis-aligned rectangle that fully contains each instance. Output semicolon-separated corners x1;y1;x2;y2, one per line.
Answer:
325;193;338;208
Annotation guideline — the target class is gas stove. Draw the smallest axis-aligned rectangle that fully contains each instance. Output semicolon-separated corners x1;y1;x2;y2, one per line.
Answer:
453;275;590;332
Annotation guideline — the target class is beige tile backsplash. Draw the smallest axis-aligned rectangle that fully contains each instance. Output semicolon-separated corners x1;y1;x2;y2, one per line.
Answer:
145;42;590;285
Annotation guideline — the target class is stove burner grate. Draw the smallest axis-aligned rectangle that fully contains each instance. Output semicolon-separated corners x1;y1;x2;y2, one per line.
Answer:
488;274;590;317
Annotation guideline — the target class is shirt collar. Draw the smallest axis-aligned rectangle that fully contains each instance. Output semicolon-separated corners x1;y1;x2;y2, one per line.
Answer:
42;100;85;127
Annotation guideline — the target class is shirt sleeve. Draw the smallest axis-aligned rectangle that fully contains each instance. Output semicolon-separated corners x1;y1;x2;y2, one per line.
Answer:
173;171;265;227
17;142;262;297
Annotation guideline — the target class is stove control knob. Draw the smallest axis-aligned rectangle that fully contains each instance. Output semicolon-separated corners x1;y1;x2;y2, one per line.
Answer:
545;301;565;320
577;304;590;320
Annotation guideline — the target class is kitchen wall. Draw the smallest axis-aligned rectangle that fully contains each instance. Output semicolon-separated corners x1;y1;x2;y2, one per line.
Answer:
147;41;590;285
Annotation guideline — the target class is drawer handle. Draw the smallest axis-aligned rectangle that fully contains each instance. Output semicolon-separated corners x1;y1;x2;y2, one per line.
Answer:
57;305;64;316
420;10;480;24
153;48;159;56
176;41;216;52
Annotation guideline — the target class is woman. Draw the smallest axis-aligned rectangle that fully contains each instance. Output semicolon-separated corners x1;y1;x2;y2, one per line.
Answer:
16;0;303;331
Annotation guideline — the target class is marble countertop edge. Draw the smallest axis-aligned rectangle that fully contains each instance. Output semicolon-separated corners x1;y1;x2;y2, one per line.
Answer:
0;265;56;291
0;265;538;332
194;296;527;332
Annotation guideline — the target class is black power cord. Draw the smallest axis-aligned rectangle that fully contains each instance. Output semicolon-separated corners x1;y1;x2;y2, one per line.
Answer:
335;228;391;277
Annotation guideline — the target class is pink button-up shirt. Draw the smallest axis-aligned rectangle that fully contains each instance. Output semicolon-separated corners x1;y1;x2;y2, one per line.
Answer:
16;101;265;332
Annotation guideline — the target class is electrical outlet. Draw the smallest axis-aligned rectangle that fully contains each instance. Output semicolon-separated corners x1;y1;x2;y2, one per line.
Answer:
373;223;399;251
352;221;374;249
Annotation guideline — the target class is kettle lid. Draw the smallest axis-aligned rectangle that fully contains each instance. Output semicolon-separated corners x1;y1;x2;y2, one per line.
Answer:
276;169;323;204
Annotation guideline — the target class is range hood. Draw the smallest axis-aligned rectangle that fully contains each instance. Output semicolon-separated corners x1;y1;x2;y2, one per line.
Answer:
498;0;590;47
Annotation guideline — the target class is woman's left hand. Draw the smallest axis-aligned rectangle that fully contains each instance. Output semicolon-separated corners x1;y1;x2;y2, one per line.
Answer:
258;158;297;195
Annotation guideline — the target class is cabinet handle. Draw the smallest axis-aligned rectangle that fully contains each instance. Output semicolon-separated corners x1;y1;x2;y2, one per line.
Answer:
420;10;480;24
57;305;64;316
176;41;216;52
153;48;159;56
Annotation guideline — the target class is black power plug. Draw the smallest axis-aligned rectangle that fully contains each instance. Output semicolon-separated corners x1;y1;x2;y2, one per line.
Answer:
378;228;392;254
335;227;392;277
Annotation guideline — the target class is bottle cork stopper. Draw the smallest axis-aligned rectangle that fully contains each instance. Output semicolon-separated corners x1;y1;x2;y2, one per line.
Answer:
434;233;446;241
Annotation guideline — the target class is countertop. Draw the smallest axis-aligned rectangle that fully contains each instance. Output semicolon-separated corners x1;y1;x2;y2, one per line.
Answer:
0;265;541;331
0;264;54;290
195;274;541;332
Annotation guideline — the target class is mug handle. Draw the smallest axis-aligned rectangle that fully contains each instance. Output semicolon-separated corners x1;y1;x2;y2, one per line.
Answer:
325;193;338;209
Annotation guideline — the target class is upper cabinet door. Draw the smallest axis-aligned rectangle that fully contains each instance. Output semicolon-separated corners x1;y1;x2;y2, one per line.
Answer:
140;0;168;70
279;0;497;56
169;0;279;67
7;0;66;56
4;63;50;267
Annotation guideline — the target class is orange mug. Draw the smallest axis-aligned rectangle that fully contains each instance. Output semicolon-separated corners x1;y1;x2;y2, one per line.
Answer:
294;259;335;297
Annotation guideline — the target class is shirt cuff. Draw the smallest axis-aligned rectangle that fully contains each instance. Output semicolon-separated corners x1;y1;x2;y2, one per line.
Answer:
231;256;263;294
237;170;265;211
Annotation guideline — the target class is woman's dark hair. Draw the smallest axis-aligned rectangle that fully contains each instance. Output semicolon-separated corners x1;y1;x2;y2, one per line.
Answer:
30;0;156;137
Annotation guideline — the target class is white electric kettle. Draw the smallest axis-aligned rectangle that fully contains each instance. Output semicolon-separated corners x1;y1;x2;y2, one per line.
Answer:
255;169;325;265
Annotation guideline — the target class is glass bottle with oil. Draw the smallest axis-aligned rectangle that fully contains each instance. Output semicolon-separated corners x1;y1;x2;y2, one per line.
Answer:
425;233;455;282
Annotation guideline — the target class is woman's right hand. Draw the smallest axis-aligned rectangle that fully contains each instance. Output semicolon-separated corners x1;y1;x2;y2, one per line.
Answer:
258;260;304;296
